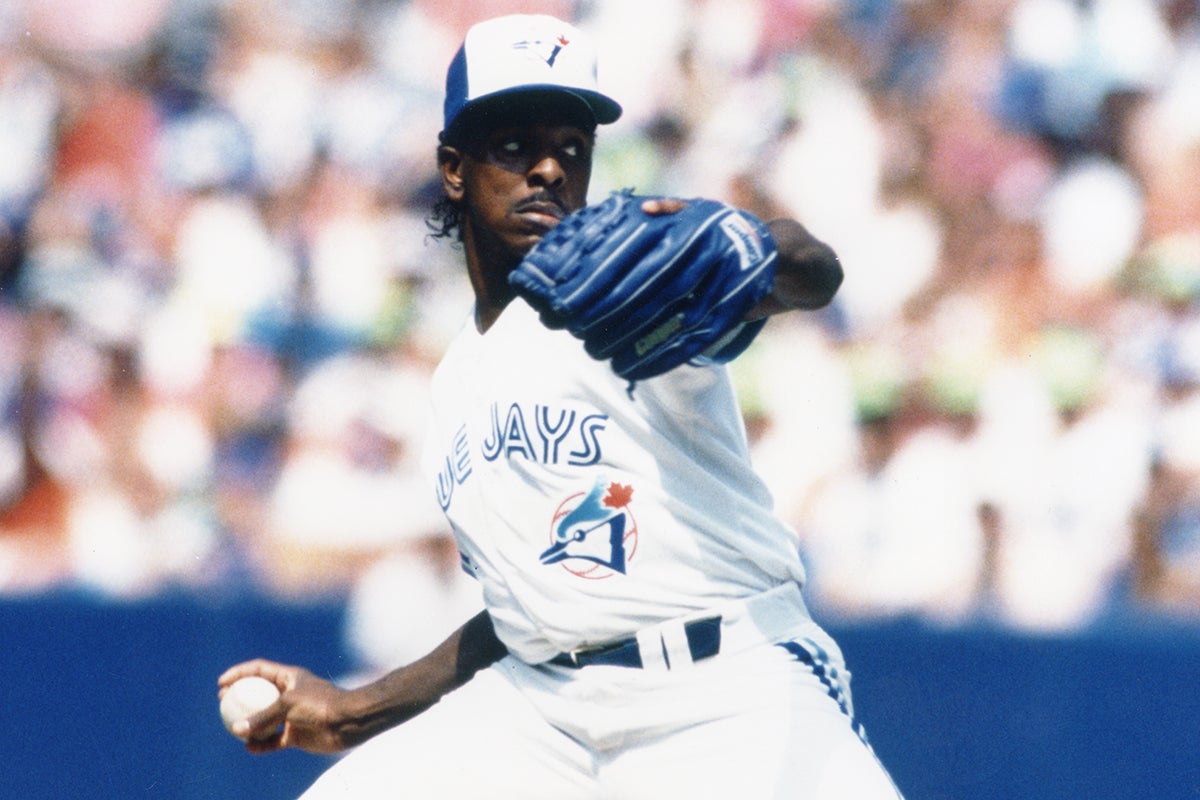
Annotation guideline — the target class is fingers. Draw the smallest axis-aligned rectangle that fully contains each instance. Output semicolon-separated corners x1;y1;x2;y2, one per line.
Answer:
640;197;687;215
219;660;350;755
236;698;288;748
218;659;294;691
242;727;286;754
218;659;295;752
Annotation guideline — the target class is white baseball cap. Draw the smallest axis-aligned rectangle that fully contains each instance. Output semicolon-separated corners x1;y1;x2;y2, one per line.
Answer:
442;14;622;136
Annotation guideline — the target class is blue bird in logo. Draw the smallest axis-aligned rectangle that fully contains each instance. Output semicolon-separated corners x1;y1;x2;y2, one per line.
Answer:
540;477;630;574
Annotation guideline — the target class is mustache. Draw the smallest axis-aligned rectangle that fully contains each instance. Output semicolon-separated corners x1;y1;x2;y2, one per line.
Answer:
513;192;570;216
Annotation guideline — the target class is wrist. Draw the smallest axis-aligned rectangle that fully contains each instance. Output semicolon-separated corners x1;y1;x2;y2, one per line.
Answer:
326;673;439;748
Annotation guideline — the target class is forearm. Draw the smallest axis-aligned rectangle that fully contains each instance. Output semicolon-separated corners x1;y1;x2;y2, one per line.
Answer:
752;218;843;316
333;610;508;746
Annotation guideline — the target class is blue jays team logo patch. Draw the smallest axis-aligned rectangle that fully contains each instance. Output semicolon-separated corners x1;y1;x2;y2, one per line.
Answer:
540;477;638;578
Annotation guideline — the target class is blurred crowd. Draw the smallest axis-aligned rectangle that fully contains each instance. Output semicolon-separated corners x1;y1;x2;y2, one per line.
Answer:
1;0;1198;669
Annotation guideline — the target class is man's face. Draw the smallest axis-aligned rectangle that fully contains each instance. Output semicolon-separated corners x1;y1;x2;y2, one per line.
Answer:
442;113;595;264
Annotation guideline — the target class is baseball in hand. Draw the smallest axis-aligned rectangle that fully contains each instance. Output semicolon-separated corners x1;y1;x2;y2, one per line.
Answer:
220;676;280;739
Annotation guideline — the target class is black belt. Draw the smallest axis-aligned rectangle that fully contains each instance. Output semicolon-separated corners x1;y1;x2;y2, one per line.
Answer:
548;615;722;669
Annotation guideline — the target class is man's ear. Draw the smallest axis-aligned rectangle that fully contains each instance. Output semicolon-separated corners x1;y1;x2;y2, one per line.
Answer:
438;145;465;202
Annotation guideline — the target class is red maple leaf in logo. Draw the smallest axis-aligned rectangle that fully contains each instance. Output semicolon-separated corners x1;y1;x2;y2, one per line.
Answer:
557;35;570;46
603;482;633;508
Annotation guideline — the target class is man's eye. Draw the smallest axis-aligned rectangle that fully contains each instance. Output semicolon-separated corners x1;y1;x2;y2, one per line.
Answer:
562;142;580;158
501;139;524;154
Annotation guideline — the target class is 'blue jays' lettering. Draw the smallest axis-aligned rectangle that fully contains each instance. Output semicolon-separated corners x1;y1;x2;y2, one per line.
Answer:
435;425;473;511
437;404;609;512
482;402;607;466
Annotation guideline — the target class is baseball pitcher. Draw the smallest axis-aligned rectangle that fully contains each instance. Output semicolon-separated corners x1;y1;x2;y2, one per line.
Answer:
220;14;903;799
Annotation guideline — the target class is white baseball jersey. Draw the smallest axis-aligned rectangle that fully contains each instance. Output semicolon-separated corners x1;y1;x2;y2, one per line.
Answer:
423;299;809;664
306;299;903;800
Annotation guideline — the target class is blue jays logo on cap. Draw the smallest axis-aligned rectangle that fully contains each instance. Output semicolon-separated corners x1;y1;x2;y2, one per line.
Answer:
513;31;570;67
443;14;622;134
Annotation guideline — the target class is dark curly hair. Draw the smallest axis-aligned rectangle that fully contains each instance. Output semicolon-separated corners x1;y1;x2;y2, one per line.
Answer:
426;194;463;241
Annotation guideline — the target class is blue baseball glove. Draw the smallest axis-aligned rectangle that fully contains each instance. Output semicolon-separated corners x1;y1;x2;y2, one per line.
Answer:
509;190;777;381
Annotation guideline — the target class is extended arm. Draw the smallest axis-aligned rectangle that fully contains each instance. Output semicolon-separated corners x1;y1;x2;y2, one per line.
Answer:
218;609;508;754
